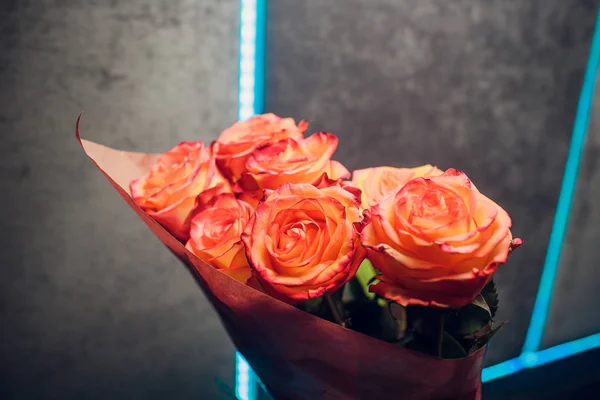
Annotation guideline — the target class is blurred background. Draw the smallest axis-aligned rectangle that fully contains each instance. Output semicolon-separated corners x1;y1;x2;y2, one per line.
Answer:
1;0;600;399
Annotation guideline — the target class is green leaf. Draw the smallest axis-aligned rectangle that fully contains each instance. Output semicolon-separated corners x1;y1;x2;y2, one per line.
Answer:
331;286;344;303
355;259;378;300
444;298;492;339
465;322;492;340
441;332;468;358
344;277;365;302
401;329;468;358
485;321;507;341
481;279;499;318
388;302;407;321
479;321;507;343
472;294;492;318
345;300;404;342
395;331;416;346
297;297;325;315
405;306;446;337
388;302;407;334
470;321;507;352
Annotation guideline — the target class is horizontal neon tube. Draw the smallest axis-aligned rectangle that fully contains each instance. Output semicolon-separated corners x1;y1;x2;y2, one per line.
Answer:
483;332;600;382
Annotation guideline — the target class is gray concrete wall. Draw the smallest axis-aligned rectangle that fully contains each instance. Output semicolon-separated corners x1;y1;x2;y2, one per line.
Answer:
543;65;600;349
264;0;599;366
1;1;239;398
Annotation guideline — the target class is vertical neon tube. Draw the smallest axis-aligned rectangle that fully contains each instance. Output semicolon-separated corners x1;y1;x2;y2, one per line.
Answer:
236;1;267;399
235;352;254;400
238;0;267;121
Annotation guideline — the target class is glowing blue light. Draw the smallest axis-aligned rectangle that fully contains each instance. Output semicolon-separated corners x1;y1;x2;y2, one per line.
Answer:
237;0;267;122
235;353;254;400
482;358;523;382
522;7;600;353
520;351;538;368
534;332;600;365
235;1;267;398
483;332;600;382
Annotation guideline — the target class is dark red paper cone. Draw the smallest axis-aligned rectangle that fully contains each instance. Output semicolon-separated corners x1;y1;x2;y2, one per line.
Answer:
77;120;486;400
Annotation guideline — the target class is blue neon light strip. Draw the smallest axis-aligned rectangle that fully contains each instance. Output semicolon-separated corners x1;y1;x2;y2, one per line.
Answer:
236;1;267;399
235;353;254;400
238;0;267;121
483;332;600;382
522;7;600;354
253;0;267;117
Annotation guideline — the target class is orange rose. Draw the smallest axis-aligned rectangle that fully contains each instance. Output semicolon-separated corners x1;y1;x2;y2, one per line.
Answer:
361;169;520;308
215;113;308;181
242;183;366;301
351;165;443;208
130;141;230;241
186;194;253;283
240;133;350;191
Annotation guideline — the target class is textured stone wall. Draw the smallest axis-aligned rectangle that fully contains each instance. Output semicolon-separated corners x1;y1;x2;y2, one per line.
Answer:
0;1;239;398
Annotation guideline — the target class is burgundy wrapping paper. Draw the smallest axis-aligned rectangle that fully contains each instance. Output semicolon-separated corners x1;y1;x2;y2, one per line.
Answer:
77;120;486;400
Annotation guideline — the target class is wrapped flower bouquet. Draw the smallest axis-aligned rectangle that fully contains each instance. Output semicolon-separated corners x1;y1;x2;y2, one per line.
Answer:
78;113;522;400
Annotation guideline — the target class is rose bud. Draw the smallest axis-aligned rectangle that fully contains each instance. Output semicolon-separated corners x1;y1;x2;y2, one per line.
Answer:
215;113;308;181
361;169;520;308
130;141;230;241
186;194;254;283
242;183;366;301
239;133;350;191
351;165;443;208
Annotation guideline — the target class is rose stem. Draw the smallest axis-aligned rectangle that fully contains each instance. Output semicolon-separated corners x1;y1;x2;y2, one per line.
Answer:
325;294;345;325
437;312;445;357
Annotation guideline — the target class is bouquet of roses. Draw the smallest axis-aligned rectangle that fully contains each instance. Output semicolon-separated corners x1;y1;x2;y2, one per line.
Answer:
77;113;522;400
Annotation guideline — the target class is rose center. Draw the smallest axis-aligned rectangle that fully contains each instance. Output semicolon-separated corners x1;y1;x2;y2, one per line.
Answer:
207;214;236;239
418;190;446;216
